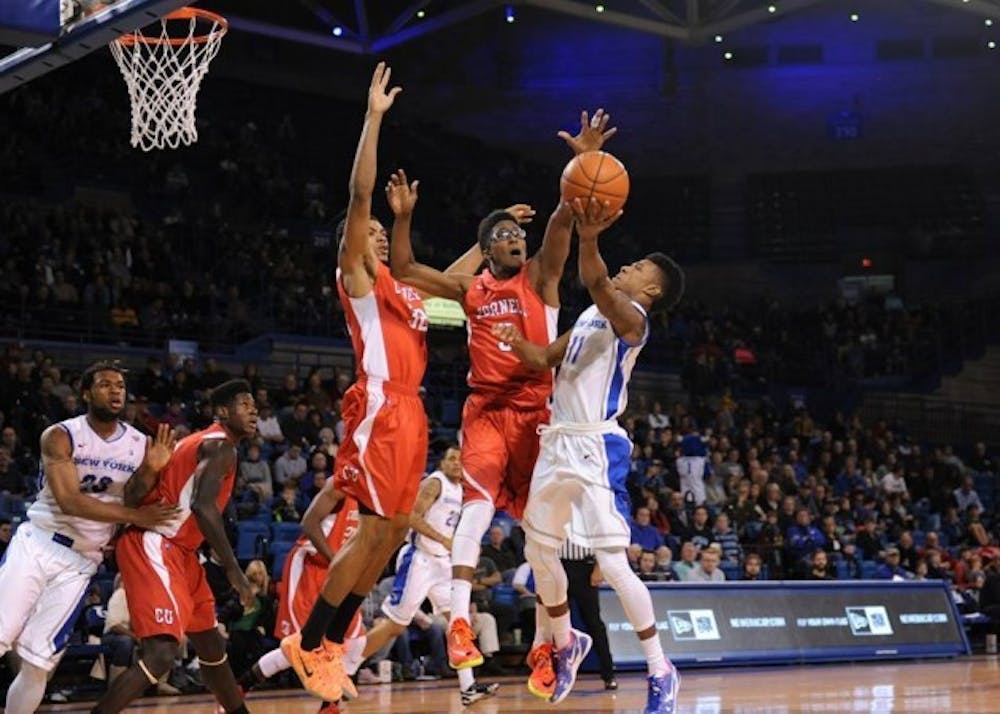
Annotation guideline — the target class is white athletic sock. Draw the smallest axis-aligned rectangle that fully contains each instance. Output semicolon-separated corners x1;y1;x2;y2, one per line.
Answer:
449;579;473;624
550;612;572;650
533;603;552;648
5;661;48;714
343;634;367;675
640;635;670;677
458;667;475;691
257;647;291;678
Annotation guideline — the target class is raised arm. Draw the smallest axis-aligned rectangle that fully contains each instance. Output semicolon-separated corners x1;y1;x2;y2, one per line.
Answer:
339;62;401;298
573;199;645;345
408;476;451;551
41;425;178;529
530;109;618;305
123;423;176;508
492;323;572;371
190;439;254;608
386;169;471;302
301;477;344;563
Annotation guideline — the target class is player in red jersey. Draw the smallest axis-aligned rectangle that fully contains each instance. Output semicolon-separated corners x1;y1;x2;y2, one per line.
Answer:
386;109;617;679
281;63;530;705
236;481;364;714
93;379;257;714
281;62;507;703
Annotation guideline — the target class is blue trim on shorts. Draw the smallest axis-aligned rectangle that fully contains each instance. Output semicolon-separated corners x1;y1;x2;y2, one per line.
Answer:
602;433;633;526
389;544;416;607
52;585;90;654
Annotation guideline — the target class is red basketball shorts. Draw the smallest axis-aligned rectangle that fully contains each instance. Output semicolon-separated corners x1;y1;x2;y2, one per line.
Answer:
334;379;428;517
274;543;362;640
460;393;549;519
116;529;216;641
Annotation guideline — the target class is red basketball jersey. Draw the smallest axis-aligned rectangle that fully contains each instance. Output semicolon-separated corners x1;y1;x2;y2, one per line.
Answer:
464;261;558;410
337;261;428;390
143;423;235;550
297;493;360;564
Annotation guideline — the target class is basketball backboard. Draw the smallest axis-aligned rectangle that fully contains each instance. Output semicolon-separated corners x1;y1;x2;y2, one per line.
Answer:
0;0;189;94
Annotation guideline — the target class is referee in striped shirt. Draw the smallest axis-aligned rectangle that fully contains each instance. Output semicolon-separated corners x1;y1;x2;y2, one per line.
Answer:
559;539;617;689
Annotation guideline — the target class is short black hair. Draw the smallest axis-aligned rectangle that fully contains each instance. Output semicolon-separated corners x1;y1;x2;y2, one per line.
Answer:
209;379;252;409
646;252;684;310
477;210;518;253
81;360;127;391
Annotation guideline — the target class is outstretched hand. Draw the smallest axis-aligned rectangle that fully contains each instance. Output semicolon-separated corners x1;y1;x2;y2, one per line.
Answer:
569;197;623;240
558;108;618;155
503;203;536;224
368;61;402;116
385;169;419;217
141;424;177;473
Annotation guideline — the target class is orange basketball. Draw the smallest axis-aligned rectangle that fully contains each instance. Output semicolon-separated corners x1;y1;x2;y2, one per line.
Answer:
560;150;630;214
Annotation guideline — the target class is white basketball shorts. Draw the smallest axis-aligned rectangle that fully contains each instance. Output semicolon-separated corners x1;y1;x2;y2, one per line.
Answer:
0;523;98;671
380;543;452;626
522;424;633;551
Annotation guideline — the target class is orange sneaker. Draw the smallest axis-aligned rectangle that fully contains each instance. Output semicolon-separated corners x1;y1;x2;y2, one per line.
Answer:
338;663;358;702
447;618;484;670
526;643;556;699
280;632;343;702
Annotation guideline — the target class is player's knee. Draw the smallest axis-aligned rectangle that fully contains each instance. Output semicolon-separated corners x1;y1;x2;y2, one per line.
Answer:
594;549;634;590
140;639;178;679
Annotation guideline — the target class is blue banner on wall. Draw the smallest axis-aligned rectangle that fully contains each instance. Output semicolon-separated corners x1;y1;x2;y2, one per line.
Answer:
0;0;61;47
597;580;967;668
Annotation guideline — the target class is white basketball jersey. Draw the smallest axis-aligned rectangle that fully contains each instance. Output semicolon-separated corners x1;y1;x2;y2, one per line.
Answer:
551;303;648;425
415;471;463;558
28;415;147;555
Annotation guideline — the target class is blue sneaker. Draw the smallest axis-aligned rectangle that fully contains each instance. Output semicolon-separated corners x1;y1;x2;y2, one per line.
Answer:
549;629;593;704
645;670;680;714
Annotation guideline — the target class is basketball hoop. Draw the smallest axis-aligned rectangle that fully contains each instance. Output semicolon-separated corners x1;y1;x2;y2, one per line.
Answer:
110;7;227;151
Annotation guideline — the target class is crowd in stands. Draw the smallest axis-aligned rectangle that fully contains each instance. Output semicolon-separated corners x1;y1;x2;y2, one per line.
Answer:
3;58;993;393
2;342;999;696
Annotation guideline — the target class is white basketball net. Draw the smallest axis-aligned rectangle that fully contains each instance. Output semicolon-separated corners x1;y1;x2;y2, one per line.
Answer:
110;11;226;151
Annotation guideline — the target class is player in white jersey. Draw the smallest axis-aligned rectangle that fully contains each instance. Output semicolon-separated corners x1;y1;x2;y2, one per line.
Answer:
0;360;178;714
359;446;499;706
493;199;685;714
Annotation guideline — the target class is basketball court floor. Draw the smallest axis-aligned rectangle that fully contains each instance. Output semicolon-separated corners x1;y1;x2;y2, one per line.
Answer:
38;657;1000;713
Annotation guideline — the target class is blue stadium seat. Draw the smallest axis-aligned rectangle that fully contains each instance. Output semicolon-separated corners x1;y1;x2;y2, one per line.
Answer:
491;584;519;609
236;522;269;561
271;541;294;581
271;522;302;544
835;560;852;580
912;530;926;548
721;562;741;581
492;512;515;539
860;560;878;579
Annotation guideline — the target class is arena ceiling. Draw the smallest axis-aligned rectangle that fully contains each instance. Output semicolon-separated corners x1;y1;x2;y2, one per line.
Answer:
202;0;1000;50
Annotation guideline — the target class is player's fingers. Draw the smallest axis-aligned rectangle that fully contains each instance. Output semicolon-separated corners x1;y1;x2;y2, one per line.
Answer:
372;61;385;87
410;180;419;195
381;64;391;88
556;130;572;142
388;86;402;101
579;110;589;129
397;168;407;184
602;126;618;140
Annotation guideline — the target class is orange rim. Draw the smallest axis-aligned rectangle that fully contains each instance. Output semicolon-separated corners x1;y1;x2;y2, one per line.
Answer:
116;6;228;47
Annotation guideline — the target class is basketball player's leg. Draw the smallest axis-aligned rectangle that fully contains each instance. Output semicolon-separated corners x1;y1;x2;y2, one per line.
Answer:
2;526;91;714
287;397;421;700
92;635;179;714
96;531;190;713
187;628;247;714
448;399;505;668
